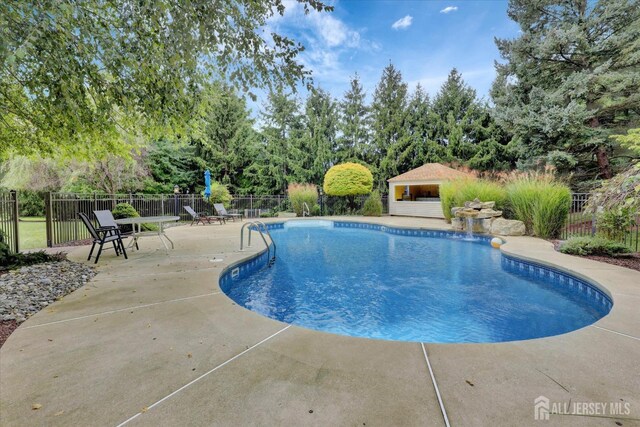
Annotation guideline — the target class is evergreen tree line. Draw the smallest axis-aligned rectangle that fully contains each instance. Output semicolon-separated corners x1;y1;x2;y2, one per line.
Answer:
147;65;513;196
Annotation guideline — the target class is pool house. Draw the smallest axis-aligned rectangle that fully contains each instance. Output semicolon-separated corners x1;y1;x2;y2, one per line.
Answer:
387;163;473;218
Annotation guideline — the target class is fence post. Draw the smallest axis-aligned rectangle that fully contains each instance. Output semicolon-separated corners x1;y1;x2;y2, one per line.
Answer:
45;192;53;247
10;191;19;253
161;195;165;216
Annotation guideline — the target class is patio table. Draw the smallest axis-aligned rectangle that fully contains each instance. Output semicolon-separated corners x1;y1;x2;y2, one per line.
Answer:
114;215;180;250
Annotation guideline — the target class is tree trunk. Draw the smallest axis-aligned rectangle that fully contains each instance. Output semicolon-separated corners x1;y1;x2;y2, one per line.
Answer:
595;145;612;179
589;116;612;179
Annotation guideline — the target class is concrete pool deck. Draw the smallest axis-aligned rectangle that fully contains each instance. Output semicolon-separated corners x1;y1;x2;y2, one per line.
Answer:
1;216;638;426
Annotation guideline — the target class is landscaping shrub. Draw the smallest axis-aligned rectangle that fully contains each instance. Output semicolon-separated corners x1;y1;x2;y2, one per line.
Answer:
531;185;572;238
440;178;507;221
362;190;383;216
112;202;138;233
112;202;139;220
0;230;12;266
112;202;157;232
560;236;632;257
506;175;571;238
323;163;373;214
0;230;65;270
323;163;373;196
439;179;466;221
597;207;636;241
288;183;319;217
204;182;232;208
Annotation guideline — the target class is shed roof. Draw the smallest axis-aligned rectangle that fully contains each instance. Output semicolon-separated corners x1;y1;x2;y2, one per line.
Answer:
387;163;473;182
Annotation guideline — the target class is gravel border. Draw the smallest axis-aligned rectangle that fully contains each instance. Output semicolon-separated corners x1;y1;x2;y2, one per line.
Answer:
0;260;96;347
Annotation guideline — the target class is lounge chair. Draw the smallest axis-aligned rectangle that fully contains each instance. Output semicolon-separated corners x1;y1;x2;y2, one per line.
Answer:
213;203;243;222
79;212;128;264
94;210;138;250
184;206;226;226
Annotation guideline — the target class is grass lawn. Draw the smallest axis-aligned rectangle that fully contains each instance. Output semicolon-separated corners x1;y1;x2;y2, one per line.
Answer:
18;217;47;250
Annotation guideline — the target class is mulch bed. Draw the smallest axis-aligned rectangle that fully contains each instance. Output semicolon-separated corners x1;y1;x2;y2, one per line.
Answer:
0;320;18;348
552;240;640;273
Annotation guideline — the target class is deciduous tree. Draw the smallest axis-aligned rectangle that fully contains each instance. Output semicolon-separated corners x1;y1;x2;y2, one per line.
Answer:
0;0;332;158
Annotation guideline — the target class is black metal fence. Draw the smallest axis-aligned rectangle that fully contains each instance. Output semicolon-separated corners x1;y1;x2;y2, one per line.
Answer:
228;195;290;217
41;192;389;247
6;190;636;250
44;192;245;247
0;191;19;253
561;193;595;239
561;193;639;252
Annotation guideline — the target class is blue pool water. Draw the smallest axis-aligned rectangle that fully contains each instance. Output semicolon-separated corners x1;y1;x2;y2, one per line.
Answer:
221;221;611;343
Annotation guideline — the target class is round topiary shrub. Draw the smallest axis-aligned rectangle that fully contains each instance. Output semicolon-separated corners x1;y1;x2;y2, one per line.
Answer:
323;163;373;197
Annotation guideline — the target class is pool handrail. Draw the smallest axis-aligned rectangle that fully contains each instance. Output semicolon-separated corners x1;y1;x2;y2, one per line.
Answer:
240;221;276;267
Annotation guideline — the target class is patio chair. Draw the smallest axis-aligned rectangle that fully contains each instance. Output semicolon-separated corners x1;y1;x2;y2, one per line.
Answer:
184;206;226;226
213;203;243;222
94;210;138;250
79;212;128;264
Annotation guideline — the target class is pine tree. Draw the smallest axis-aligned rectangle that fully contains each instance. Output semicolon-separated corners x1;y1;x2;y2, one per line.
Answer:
430;68;512;170
255;88;305;194
403;85;447;169
337;74;372;163
301;88;339;185
492;0;640;185
371;64;409;191
432;68;480;153
190;83;260;193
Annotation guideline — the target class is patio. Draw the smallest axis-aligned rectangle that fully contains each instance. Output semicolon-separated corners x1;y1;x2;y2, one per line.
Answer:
1;217;638;426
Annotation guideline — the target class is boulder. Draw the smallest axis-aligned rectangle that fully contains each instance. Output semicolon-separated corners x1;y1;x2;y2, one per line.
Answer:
451;218;464;231
479;218;493;233
481;201;496;209
490;218;526;236
451;207;463;217
455;209;479;218
478;209;502;218
277;212;297;218
465;198;483;209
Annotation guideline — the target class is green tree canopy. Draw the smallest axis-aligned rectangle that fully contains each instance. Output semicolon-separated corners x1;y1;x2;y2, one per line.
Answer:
0;0;331;159
491;0;640;186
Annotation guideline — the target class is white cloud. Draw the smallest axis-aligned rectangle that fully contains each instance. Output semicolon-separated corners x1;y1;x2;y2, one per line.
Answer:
440;6;458;14
391;15;413;30
308;12;361;48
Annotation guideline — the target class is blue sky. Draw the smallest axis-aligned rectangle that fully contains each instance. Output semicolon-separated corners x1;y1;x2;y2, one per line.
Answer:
252;0;520;116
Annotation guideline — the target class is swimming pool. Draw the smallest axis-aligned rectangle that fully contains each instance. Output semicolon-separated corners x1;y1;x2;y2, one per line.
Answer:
220;220;612;343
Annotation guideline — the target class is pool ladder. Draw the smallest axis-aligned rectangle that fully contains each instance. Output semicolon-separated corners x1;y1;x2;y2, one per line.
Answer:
302;202;310;217
240;221;276;267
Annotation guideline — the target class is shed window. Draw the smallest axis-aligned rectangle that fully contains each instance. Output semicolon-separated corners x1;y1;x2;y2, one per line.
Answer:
394;184;440;201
